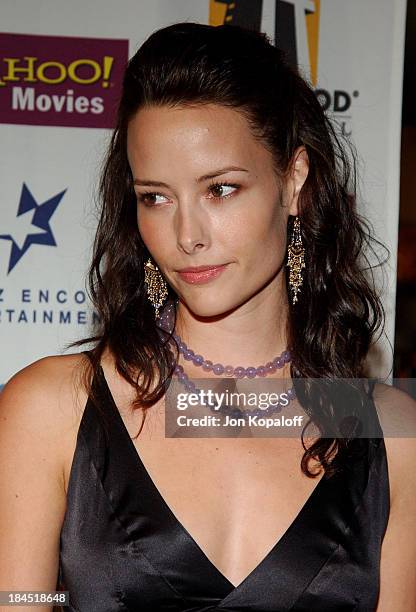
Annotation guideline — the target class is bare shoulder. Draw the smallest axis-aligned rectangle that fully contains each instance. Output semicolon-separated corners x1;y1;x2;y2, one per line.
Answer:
0;353;91;489
372;383;416;609
1;352;90;429
372;381;416;430
0;352;91;593
371;382;416;506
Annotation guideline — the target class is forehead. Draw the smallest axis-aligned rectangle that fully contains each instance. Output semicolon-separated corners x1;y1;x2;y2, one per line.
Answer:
126;103;274;175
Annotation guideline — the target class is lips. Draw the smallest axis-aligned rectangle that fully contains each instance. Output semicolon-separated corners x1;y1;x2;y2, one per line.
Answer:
177;264;229;285
177;265;226;273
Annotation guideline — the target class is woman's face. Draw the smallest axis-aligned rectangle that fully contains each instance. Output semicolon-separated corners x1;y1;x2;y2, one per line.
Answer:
127;103;307;317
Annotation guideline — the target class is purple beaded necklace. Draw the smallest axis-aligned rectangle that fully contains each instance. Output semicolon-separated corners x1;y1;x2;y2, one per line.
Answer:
171;332;291;378
157;300;296;418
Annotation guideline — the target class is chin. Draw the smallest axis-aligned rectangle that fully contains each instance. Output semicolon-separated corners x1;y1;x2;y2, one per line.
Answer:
179;293;243;320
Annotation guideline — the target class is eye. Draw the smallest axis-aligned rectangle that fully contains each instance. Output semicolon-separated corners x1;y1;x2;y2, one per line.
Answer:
207;182;239;201
136;182;239;207
136;191;168;206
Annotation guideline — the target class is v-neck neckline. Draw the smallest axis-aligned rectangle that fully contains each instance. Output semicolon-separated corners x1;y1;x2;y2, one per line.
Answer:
96;365;333;595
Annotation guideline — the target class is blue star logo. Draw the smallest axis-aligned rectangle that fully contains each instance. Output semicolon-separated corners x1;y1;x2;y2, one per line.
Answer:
0;183;66;274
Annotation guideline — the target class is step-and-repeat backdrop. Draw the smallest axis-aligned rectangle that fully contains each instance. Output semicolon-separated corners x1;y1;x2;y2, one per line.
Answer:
0;0;407;387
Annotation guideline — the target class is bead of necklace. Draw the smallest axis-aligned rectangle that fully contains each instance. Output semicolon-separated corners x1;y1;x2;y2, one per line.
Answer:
173;362;296;420
171;332;291;379
156;300;296;419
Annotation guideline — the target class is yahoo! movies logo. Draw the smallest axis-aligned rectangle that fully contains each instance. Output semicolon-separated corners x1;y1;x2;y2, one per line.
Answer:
0;32;128;128
0;183;65;274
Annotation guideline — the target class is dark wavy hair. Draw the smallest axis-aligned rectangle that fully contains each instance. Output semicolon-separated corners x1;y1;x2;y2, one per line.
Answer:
70;21;389;479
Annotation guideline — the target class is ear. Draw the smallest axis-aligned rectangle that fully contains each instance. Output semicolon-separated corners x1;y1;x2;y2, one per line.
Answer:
288;146;309;216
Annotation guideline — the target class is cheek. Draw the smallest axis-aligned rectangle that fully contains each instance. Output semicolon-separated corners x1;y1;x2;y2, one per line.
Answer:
234;199;286;247
236;207;287;271
137;210;175;267
136;209;161;251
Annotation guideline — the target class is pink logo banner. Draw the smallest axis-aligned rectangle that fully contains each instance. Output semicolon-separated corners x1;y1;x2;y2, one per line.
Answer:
0;32;129;129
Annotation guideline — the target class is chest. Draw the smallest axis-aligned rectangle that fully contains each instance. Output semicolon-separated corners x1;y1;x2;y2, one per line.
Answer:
129;434;325;588
59;379;389;611
64;393;323;587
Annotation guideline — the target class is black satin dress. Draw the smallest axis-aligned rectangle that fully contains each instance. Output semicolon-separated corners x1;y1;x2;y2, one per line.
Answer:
58;363;390;611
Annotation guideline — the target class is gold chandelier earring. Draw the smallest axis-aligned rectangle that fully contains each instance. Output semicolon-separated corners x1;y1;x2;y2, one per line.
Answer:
287;216;306;305
144;257;168;319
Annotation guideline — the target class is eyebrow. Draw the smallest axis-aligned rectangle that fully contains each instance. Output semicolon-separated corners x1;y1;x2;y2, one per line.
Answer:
133;166;249;188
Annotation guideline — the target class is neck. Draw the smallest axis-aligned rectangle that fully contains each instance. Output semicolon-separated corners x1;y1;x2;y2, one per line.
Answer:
173;275;290;369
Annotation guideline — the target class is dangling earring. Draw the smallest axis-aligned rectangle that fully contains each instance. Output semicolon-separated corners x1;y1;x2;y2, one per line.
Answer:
287;216;306;305
144;257;168;319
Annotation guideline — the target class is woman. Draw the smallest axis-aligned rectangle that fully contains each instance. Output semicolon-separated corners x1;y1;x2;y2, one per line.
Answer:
0;21;415;612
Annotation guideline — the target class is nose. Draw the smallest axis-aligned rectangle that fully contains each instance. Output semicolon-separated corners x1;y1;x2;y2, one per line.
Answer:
174;200;209;255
